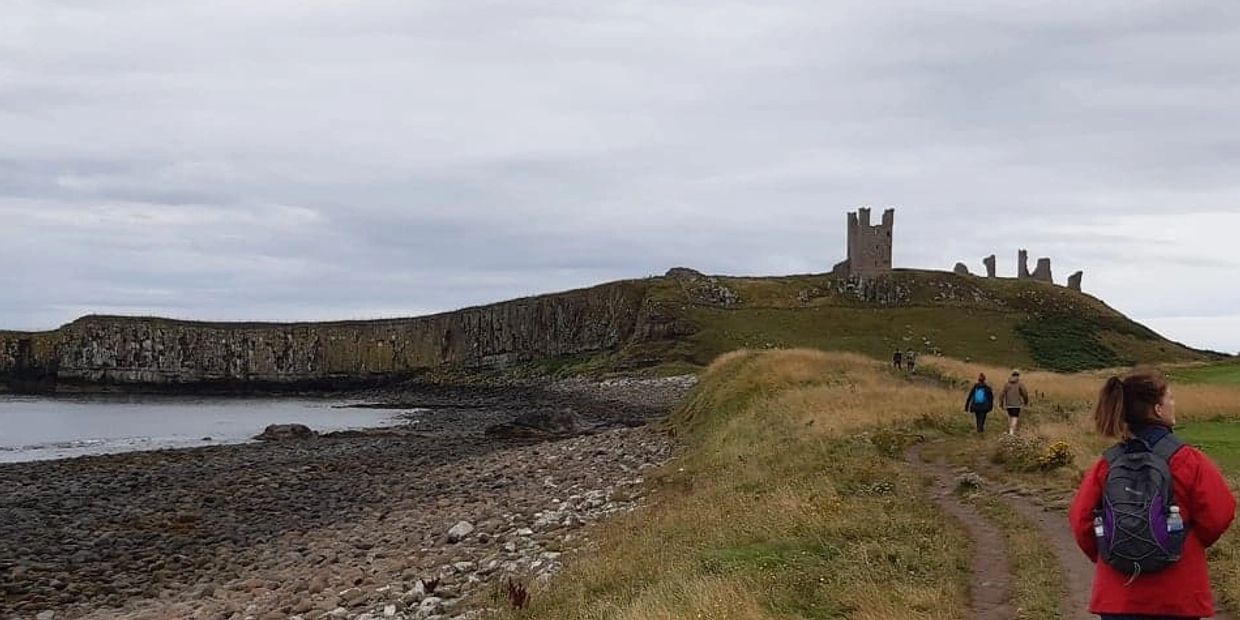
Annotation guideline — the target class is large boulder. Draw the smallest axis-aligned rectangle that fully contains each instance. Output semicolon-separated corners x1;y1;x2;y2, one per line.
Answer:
254;423;317;441
446;521;474;543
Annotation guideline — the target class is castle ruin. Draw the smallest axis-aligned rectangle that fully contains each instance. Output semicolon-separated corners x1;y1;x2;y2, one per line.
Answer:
824;208;1085;291
961;249;1083;290
1015;249;1054;283
1032;257;1053;283
1017;250;1031;279
832;207;894;278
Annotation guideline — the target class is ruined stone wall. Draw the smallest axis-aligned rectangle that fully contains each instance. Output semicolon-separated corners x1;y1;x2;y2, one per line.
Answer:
844;207;894;277
0;281;656;388
1016;250;1056;284
1032;258;1053;283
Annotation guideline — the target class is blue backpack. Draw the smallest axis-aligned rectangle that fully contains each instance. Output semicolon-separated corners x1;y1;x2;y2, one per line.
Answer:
970;386;992;412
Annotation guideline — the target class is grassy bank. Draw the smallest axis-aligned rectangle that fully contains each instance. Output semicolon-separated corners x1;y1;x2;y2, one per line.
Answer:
490;351;1240;618
497;349;972;619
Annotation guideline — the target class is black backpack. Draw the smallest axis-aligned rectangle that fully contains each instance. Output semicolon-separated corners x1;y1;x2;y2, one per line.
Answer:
1096;434;1187;576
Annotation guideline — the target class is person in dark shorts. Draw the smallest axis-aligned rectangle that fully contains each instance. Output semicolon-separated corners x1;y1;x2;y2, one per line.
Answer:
892;349;903;369
964;373;994;433
999;370;1030;435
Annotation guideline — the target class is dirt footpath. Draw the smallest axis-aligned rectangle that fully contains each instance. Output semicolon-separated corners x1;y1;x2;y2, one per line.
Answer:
907;445;1014;620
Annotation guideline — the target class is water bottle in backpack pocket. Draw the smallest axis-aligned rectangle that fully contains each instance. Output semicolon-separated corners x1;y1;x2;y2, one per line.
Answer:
1096;435;1188;576
1093;511;1109;558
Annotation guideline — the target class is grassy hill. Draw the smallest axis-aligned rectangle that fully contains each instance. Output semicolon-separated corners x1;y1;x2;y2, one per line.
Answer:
581;268;1221;375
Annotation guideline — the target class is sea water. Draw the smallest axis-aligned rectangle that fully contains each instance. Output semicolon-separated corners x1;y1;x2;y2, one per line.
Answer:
0;394;401;463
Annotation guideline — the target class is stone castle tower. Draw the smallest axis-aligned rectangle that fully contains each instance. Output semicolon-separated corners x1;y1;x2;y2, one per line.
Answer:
833;207;894;278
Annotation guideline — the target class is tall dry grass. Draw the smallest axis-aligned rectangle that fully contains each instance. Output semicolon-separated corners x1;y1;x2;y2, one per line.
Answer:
499;349;972;620
922;356;1240;466
925;356;1240;423
499;350;1240;619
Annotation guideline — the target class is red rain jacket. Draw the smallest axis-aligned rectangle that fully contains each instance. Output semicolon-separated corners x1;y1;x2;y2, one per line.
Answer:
1069;443;1236;617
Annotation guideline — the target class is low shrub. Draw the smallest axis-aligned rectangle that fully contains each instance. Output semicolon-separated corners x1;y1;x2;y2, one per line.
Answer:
1037;440;1074;470
993;435;1074;472
867;428;923;458
913;411;971;435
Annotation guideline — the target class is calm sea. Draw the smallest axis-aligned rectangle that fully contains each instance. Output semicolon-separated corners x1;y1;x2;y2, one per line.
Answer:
0;394;403;463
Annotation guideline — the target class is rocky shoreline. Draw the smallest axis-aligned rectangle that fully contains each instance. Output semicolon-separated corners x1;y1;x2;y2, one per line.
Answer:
0;376;696;620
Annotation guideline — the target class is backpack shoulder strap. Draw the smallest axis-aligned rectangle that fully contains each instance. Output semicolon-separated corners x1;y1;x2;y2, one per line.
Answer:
1103;443;1128;465
1152;434;1186;462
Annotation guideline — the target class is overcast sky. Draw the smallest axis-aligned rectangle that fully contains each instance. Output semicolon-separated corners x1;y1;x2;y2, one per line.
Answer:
2;1;1238;353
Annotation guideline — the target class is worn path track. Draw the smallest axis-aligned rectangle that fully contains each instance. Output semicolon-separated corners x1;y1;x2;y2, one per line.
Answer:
998;489;1094;620
907;445;1014;620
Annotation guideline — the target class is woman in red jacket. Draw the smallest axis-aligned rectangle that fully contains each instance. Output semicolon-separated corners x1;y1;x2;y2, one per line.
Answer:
1069;370;1236;619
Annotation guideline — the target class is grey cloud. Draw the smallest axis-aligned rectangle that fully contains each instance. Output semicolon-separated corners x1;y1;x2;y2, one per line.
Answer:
1;1;1238;351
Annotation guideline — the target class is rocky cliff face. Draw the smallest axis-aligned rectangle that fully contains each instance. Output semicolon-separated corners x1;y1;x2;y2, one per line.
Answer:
0;330;60;385
4;268;1203;390
0;280;659;390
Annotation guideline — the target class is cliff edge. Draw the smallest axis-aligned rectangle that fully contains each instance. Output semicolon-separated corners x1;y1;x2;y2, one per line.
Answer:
0;269;1217;391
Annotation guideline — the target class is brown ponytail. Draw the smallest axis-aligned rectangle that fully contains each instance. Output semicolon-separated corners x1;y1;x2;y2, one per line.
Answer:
1092;369;1169;439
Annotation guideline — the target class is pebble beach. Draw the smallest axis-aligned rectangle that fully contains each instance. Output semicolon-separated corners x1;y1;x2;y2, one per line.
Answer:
0;376;695;620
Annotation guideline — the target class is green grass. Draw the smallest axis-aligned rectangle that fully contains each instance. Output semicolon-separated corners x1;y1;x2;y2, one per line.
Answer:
1177;420;1240;472
1015;316;1128;372
1168;363;1240;386
682;306;1036;370
1154;419;1240;611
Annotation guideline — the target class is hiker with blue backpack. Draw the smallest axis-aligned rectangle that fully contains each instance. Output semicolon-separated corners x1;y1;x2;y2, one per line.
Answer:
964;373;994;433
1068;369;1236;619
